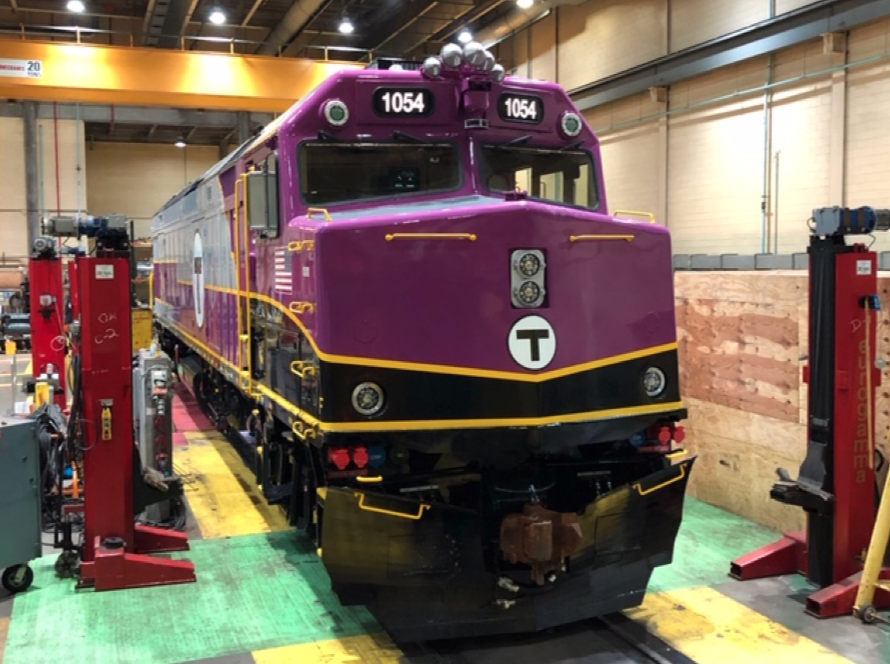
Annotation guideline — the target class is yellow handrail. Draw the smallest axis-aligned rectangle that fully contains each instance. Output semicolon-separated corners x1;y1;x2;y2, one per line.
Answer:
356;476;383;484
233;175;244;374
289;360;317;379
291;421;317;441
614;209;656;223
385;233;477;242
288;301;315;315
307;207;332;222
240;172;253;393
633;464;686;496
355;492;430;520
287;240;315;252
570;234;635;243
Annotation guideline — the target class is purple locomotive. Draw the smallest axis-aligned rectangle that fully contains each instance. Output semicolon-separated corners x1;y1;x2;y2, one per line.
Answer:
152;42;693;640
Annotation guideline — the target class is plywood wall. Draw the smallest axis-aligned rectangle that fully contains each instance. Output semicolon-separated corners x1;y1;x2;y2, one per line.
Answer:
86;143;220;239
676;270;890;533
0;118;28;260
669;0;769;52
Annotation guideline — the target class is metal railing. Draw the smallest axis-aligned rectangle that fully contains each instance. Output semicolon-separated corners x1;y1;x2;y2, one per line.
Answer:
0;24;374;61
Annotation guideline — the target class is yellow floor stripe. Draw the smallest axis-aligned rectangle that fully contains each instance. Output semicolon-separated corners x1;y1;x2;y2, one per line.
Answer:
177;430;289;538
0;615;9;664
252;633;403;664
627;587;857;664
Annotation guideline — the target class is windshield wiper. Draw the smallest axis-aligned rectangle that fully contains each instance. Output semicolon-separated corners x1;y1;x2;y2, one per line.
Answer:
559;140;584;151
393;130;424;143
317;130;343;142
486;134;532;151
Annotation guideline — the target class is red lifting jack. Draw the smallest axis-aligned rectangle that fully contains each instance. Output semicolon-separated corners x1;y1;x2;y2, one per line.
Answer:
730;207;890;618
32;219;196;591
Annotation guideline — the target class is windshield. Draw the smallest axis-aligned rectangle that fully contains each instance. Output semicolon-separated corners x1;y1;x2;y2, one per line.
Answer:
480;145;597;209
300;143;460;206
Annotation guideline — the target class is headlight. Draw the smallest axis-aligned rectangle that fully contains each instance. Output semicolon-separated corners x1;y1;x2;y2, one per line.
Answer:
510;248;546;309
514;252;543;278
515;281;542;306
560;112;582;137
643;367;666;397
323;99;349;127
352;382;384;415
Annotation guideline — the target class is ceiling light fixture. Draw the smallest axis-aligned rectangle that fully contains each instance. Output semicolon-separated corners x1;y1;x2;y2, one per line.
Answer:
338;17;354;34
517;0;534;8
67;0;85;12
458;29;472;44
209;10;226;25
175;139;186;148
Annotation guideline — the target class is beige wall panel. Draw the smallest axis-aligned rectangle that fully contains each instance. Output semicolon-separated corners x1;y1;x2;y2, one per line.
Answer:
529;12;557;82
846;21;890;250
86;143;219;239
585;93;664;219
557;0;667;91
0;118;27;259
670;0;768;52
769;42;833;254
776;0;818;13
668;59;768;254
508;27;530;76
37;119;86;217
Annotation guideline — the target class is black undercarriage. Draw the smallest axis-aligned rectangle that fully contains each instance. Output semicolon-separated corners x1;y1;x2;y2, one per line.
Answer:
159;325;694;640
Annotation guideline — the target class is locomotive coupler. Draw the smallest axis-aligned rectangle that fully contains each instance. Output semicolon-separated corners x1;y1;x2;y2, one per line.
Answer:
500;503;582;586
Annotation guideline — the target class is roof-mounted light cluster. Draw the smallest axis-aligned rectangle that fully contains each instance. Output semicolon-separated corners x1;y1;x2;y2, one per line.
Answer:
422;41;506;83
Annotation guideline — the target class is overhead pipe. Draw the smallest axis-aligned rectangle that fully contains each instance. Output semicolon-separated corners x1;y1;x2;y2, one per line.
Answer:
256;0;330;56
474;0;587;50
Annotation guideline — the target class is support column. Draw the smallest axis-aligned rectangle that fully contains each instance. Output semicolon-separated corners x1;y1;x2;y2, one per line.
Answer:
827;34;848;205
237;111;250;146
23;101;39;251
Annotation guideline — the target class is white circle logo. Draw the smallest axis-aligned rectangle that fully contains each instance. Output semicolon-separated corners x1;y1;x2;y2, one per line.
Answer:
508;315;556;370
193;231;205;328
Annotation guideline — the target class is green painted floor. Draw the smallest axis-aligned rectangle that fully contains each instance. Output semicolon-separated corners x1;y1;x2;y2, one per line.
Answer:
1;497;783;664
3;533;382;664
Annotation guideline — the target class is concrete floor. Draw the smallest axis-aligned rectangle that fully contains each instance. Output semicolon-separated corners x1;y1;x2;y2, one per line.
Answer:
0;377;888;663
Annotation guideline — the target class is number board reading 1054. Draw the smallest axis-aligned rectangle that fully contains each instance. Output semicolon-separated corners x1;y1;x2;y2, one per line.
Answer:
498;93;544;125
373;88;435;117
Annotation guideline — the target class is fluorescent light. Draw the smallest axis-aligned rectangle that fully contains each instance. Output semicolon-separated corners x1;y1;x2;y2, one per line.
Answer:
67;0;85;12
175;140;186;148
209;10;226;25
458;30;472;44
338;18;354;34
517;0;534;8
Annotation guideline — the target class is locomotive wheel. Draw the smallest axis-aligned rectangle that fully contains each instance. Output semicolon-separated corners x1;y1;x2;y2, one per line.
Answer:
2;564;34;593
55;550;80;579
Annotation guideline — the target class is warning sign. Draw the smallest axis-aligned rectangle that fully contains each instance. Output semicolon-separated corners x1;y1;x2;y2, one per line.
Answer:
0;59;42;79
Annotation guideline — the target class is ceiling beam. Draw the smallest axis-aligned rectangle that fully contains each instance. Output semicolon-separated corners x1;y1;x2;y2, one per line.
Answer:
373;2;440;53
571;0;890;110
0;41;360;112
0;102;275;128
185;125;198;139
242;0;266;27
146;123;158;137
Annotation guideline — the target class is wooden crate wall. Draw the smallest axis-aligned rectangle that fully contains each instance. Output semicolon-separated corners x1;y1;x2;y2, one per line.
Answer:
675;270;890;533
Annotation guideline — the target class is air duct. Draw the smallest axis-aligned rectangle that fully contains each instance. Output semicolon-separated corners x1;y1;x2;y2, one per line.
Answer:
474;0;587;49
257;0;329;56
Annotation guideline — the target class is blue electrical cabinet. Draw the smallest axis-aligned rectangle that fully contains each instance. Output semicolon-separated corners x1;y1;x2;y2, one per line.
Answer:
0;417;41;593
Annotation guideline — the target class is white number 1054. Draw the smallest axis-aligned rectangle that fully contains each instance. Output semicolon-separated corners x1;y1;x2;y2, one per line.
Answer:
381;91;425;114
505;98;538;120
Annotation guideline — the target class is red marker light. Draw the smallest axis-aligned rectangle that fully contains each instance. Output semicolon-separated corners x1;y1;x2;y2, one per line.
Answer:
658;426;672;444
328;447;350;471
352;446;369;469
673;426;687;444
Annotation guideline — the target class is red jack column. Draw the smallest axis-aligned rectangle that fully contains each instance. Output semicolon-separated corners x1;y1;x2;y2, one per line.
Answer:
28;246;66;408
730;223;888;618
75;255;195;590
